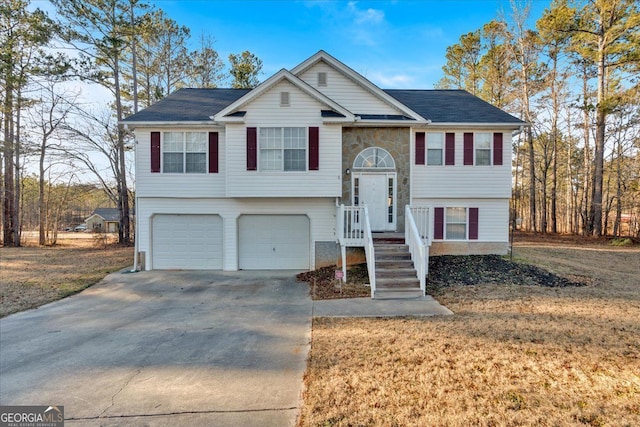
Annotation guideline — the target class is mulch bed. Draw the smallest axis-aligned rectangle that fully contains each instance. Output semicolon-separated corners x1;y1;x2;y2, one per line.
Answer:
298;255;589;300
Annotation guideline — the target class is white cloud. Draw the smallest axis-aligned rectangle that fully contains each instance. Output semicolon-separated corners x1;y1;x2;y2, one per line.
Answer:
370;72;414;89
348;2;385;25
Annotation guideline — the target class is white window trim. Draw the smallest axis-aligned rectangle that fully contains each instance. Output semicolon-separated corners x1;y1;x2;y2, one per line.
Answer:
257;127;308;173
444;207;469;241
161;131;208;174
426;132;445;166
474;132;492;166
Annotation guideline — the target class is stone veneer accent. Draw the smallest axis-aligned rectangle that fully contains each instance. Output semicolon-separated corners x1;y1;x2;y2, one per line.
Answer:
341;127;410;231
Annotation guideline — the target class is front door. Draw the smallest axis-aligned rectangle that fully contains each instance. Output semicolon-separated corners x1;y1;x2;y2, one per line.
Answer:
356;173;395;231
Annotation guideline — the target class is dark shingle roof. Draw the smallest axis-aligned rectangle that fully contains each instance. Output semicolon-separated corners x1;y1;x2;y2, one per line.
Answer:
122;87;524;125
90;208;120;221
122;88;251;122
384;89;524;124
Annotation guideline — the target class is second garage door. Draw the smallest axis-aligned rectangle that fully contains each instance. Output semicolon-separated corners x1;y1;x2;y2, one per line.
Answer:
152;214;222;270
238;215;310;270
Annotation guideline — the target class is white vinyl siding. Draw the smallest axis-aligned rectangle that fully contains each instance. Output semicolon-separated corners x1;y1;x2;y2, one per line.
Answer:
411;198;509;243
298;61;403;115
226;80;341;197
135;128;226;198
412;130;511;199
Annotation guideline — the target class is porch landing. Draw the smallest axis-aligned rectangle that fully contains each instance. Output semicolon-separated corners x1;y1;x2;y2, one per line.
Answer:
312;295;453;318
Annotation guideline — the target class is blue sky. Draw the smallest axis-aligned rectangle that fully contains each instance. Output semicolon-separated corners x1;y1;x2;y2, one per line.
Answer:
155;0;550;88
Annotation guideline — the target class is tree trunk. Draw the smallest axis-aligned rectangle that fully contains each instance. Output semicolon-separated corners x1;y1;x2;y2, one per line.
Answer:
3;81;15;246
39;134;47;245
589;33;607;236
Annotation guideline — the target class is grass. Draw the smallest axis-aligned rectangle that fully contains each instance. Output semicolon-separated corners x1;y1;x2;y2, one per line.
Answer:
298;238;640;427
0;235;133;317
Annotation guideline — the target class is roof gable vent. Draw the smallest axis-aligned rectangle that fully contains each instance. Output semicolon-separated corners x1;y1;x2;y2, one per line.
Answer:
318;72;327;87
280;91;290;107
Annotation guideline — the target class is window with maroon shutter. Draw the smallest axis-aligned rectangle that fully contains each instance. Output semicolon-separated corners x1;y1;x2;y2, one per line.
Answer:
463;133;474;165
469;207;479;240
308;127;319;170
493;132;503;166
434;207;444;240
246;127;257;171
415;132;425;165
151;132;160;173
445;132;455;165
208;132;219;173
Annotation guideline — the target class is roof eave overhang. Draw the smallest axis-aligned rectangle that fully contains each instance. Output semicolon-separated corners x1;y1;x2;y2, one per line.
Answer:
121;121;221;129
421;122;526;129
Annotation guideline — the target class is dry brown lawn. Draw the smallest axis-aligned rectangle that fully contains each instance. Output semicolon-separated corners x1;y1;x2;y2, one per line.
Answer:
1;234;133;317
299;238;640;427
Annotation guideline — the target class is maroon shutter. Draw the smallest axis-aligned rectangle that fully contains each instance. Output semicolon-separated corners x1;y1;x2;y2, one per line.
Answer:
493;132;503;166
445;132;455;165
151;132;160;173
246;127;257;171
469;207;479;240
463;132;474;165
415;132;425;165
208;132;219;173
308;127;319;171
434;207;444;240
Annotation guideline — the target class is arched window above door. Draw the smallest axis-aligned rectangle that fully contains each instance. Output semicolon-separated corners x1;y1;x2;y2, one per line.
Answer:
353;147;396;169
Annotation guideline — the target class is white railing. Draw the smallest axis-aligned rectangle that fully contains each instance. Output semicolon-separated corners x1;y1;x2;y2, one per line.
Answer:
409;205;431;241
336;204;375;296
362;206;376;298
405;205;430;295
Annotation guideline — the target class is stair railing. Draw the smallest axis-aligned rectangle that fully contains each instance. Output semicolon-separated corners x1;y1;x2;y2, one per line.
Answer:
405;205;428;295
362;206;376;298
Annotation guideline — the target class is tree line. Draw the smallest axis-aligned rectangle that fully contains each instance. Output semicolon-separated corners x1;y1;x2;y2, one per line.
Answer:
437;0;639;237
1;0;263;246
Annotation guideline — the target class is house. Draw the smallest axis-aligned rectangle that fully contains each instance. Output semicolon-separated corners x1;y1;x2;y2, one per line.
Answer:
122;51;524;296
85;208;120;233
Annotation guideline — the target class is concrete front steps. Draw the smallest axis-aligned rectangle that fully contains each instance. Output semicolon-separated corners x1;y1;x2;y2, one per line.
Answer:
373;234;424;299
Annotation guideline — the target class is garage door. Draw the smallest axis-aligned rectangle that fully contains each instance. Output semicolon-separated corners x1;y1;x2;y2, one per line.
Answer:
152;214;222;269
238;215;310;270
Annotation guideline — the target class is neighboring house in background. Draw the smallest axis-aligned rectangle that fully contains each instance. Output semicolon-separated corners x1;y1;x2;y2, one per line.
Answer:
122;51;525;296
85;208;120;233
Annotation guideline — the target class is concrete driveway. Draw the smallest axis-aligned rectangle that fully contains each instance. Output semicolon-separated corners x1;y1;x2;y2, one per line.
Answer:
0;270;312;426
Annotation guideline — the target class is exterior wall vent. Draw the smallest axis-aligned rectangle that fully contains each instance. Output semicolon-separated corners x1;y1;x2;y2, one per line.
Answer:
280;91;290;107
318;72;327;87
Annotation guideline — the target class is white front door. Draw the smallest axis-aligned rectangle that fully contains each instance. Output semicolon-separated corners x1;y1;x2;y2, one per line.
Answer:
357;173;392;231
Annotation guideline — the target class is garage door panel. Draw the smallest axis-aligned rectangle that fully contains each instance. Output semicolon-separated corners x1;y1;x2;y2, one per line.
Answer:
239;215;310;270
153;214;222;270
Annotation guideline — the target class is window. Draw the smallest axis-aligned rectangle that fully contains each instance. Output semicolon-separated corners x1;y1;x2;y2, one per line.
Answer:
446;207;467;240
353;147;395;169
259;127;306;171
162;132;207;173
475;133;491;166
427;133;444;165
